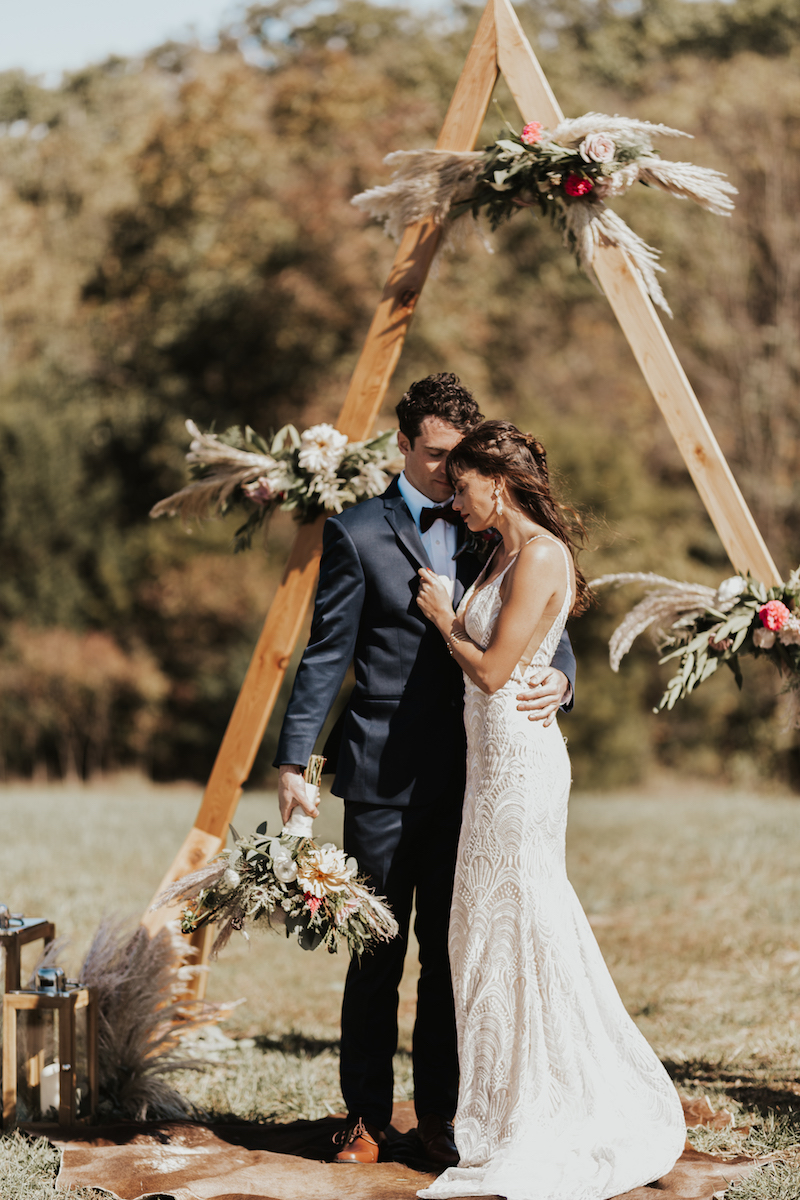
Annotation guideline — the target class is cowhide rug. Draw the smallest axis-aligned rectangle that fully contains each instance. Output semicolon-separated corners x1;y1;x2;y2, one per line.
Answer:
52;1098;773;1200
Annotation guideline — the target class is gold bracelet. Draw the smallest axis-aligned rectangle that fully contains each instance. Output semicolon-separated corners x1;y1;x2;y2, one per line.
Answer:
447;628;468;655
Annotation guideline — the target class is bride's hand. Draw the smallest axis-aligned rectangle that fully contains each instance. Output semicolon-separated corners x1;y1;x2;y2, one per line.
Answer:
417;567;453;631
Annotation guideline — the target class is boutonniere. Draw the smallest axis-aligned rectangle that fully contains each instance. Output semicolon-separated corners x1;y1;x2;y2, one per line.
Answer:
454;528;501;565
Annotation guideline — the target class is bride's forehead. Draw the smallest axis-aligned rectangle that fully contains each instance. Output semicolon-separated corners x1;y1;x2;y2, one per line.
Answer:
454;468;491;485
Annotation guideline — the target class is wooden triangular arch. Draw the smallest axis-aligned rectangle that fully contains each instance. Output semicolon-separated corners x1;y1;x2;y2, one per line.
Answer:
142;0;780;994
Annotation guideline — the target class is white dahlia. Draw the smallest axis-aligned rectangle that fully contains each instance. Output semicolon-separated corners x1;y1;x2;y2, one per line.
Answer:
297;845;355;898
298;423;348;474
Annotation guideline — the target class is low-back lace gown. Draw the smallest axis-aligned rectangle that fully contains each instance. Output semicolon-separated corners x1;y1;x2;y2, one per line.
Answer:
419;536;685;1200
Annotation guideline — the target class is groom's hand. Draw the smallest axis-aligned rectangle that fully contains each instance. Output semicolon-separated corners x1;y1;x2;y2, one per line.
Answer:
278;764;320;824
516;668;570;727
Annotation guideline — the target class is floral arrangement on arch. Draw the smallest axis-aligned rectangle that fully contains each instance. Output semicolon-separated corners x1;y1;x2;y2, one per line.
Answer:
151;419;402;551
157;757;399;957
592;569;800;711
352;112;736;317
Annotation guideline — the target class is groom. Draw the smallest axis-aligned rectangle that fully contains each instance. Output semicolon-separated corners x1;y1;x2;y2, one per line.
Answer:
275;374;575;1165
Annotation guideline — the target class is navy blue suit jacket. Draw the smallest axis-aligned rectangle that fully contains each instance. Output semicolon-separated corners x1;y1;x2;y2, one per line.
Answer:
274;478;576;807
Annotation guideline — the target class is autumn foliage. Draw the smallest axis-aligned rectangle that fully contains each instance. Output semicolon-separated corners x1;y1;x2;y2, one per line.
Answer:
0;0;799;785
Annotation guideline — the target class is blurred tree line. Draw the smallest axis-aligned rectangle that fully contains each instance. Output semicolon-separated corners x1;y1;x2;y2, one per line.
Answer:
0;0;798;788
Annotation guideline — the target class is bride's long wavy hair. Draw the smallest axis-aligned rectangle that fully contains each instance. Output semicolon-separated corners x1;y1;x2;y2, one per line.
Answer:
446;420;592;615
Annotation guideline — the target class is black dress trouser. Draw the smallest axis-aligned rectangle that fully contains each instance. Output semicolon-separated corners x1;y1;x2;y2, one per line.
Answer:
340;799;463;1130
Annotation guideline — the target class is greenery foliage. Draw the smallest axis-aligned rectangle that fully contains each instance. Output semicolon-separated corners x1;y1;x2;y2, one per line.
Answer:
0;0;799;786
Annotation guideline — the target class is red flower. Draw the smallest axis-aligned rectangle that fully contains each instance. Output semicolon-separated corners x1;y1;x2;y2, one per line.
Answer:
564;174;594;197
305;893;322;914
759;600;790;631
520;121;543;146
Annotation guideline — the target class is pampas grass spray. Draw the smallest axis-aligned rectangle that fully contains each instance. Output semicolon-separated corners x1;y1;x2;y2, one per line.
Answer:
149;419;277;525
79;919;211;1120
590;573;720;670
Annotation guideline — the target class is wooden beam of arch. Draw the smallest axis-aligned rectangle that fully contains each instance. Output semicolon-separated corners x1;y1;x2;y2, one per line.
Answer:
142;0;780;983
492;0;780;585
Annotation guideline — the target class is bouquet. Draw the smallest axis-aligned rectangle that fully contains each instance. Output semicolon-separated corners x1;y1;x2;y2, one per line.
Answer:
150;420;402;552
352;112;736;317
157;757;399;957
592;570;800;711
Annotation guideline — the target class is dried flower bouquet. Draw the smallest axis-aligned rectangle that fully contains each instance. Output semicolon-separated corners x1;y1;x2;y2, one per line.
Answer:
157;757;399;957
352;112;736;317
151;420;402;551
592;570;800;711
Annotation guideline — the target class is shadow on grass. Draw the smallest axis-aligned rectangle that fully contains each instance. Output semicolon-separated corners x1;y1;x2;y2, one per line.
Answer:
253;1033;341;1056
665;1059;800;1117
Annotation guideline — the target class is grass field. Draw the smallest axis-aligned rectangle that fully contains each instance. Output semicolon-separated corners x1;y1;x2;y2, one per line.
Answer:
2;774;800;1198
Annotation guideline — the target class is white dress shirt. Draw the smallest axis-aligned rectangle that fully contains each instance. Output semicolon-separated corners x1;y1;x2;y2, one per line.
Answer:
397;471;457;602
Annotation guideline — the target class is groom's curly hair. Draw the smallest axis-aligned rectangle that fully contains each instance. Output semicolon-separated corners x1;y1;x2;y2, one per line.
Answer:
396;373;483;443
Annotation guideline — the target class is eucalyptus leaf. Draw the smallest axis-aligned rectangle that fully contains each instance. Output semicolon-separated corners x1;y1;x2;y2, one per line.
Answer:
271;424;301;453
495;139;523;154
731;625;749;652
716;613;752;638
700;657;719;682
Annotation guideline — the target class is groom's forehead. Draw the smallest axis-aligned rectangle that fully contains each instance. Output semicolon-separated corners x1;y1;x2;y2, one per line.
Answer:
415;417;463;450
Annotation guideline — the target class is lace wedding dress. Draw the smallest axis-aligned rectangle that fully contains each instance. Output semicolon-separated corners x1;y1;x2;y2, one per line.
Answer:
419;536;685;1200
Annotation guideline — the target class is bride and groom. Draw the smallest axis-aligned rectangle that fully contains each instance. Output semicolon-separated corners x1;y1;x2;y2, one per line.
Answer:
276;374;685;1199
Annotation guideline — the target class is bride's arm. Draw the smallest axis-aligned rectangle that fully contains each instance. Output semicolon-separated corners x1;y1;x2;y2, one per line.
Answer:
417;539;569;695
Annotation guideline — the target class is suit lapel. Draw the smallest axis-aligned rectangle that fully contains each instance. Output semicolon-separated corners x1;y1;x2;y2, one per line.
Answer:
454;533;482;608
382;478;481;607
383;484;433;572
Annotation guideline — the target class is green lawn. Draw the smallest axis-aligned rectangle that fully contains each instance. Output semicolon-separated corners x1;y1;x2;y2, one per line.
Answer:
2;776;800;1198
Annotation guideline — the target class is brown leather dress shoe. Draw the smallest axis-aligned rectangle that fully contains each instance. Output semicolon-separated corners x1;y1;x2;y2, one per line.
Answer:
417;1113;459;1166
332;1117;384;1163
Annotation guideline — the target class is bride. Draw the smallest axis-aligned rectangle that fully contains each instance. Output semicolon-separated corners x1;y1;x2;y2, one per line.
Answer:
415;421;685;1200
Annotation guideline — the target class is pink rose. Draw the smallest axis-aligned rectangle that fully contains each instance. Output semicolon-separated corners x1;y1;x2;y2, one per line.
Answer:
564;174;594;197
579;133;616;163
520;121;543;146
759;600;790;631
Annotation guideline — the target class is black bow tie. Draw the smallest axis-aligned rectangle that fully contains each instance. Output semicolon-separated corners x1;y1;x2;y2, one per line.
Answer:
419;503;461;534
